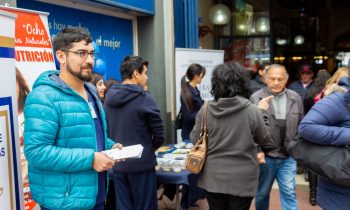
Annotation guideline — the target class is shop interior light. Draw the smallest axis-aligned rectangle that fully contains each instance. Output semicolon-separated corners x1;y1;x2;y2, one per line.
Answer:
209;4;231;25
292;56;303;61
294;35;305;45
276;38;287;45
274;56;286;61
238;24;247;31
256;17;269;32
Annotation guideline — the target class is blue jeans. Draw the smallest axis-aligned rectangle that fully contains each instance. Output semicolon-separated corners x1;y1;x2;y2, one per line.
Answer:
256;156;298;210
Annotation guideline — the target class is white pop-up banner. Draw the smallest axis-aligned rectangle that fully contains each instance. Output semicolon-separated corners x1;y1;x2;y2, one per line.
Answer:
0;6;56;210
0;10;24;210
175;48;224;113
175;48;224;142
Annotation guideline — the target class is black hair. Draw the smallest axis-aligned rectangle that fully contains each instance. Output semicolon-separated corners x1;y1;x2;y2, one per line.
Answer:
258;61;271;72
53;27;92;52
181;63;206;112
89;73;103;86
309;70;330;95
210;62;251;100
304;69;331;112
120;56;148;81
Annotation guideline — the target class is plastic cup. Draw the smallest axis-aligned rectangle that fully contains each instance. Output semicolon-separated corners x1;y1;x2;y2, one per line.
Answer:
173;161;182;172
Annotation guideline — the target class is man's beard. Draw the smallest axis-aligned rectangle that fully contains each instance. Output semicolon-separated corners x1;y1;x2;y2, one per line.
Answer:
67;63;93;82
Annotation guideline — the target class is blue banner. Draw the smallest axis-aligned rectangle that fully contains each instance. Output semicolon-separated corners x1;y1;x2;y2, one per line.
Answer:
0;47;15;58
90;0;154;15
17;0;134;81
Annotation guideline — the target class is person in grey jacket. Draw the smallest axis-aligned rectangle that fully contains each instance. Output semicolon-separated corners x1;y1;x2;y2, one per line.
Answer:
250;64;304;210
190;62;275;210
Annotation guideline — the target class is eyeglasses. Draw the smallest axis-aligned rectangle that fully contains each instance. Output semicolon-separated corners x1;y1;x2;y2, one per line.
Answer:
65;50;99;59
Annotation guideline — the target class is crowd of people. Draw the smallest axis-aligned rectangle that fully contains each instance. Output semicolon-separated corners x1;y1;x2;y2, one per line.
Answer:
21;26;350;210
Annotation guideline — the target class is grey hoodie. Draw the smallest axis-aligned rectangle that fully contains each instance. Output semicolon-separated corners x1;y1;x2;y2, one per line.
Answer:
190;96;274;197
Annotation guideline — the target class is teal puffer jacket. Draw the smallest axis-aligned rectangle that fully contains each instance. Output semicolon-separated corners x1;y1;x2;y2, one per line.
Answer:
24;70;115;210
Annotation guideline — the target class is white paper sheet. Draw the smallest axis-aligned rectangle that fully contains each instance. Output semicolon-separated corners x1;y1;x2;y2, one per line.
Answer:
102;144;144;160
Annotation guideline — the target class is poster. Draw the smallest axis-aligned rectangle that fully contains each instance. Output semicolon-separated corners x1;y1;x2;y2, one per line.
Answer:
0;98;19;210
175;48;224;142
17;0;135;81
0;5;56;210
175;48;224;111
0;9;23;210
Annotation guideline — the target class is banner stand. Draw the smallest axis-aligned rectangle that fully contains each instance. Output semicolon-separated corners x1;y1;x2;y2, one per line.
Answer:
0;9;24;210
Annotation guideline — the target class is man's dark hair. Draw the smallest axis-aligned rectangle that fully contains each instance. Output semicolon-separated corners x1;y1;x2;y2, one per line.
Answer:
53;27;92;52
211;62;251;100
258;61;271;72
120;56;148;81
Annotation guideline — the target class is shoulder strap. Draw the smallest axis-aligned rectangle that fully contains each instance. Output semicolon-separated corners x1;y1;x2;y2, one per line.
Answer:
200;101;209;134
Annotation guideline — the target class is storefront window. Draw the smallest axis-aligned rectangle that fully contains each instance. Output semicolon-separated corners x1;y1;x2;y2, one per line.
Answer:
213;0;270;69
220;37;270;71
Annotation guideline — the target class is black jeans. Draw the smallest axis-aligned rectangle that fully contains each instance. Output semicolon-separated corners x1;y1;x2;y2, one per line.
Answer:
206;191;253;210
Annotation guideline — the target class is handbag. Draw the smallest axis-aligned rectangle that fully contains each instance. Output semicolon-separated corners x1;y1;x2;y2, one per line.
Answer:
287;134;350;186
185;102;208;174
174;110;183;129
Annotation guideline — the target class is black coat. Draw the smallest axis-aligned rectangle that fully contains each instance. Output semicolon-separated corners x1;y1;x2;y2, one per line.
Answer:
180;84;204;140
104;84;165;173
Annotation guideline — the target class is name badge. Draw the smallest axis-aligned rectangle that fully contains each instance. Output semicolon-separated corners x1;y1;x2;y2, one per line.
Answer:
88;102;97;119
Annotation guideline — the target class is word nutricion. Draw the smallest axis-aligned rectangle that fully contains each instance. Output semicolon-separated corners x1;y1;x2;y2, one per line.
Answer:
15;50;54;62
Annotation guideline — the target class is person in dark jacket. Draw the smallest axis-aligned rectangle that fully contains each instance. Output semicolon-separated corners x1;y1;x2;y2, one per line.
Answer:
302;69;331;206
298;77;350;210
190;62;275;210
250;62;270;94
180;63;206;142
288;64;314;102
251;64;303;210
104;56;165;210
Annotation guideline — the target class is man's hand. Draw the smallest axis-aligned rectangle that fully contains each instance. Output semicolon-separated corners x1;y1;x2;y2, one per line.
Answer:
111;143;125;162
92;152;115;172
112;143;123;150
257;152;266;164
258;96;274;111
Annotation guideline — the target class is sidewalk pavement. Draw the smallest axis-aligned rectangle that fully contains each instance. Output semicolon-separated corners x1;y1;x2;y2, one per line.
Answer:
158;174;322;210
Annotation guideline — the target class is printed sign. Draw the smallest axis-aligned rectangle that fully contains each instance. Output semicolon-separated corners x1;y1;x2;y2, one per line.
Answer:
0;9;23;210
17;0;134;81
1;6;56;210
0;101;17;210
175;48;224;111
175;48;224;142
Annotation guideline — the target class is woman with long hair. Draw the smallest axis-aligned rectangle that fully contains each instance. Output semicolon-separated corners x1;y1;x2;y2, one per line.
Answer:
89;73;106;101
16;68;37;208
304;69;331;112
16;68;30;115
190;62;273;209
322;66;349;97
180;63;206;142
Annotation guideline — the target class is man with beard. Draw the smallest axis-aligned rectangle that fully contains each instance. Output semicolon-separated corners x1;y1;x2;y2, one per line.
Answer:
23;27;122;210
